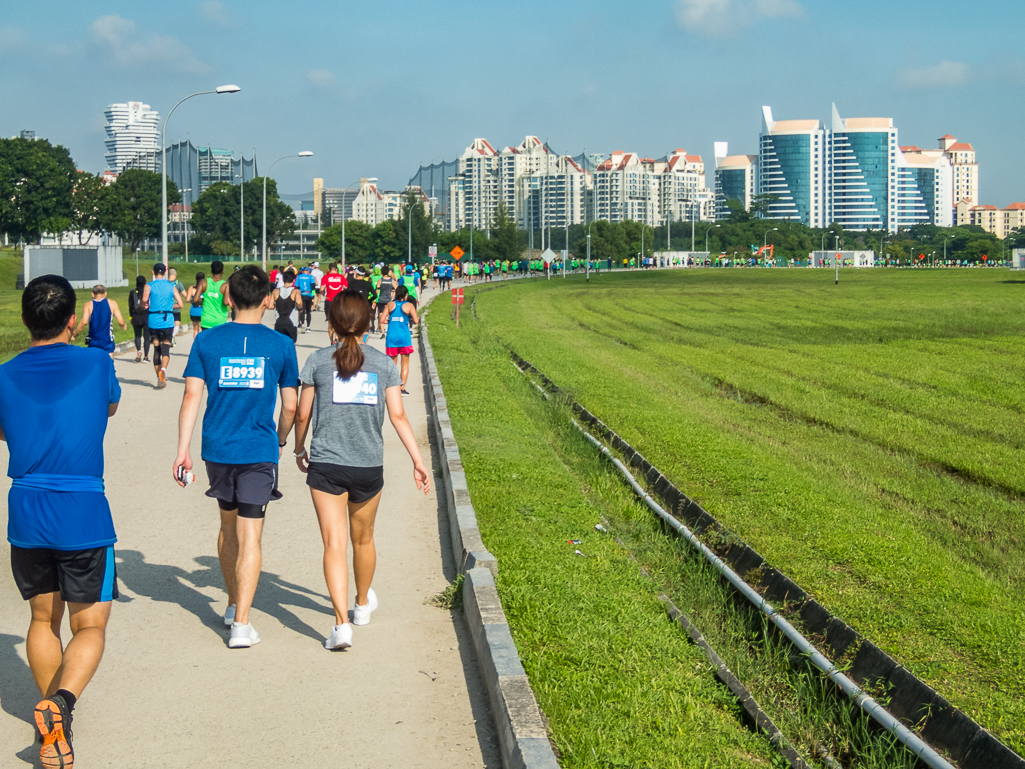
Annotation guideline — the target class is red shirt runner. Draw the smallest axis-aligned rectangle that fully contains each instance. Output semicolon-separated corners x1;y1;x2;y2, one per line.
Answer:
321;273;347;302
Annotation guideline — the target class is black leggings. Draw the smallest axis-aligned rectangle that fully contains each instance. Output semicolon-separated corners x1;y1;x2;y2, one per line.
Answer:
132;324;151;353
300;296;313;327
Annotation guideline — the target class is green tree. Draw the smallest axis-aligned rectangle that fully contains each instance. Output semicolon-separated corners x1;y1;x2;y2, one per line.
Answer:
72;171;117;244
315;220;371;264
111;169;179;254
369;219;403;262
190;178;294;258
396;190;435;263
492;202;520;261
0;137;77;243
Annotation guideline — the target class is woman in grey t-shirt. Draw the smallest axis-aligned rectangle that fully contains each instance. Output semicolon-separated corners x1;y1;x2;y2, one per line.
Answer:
293;290;430;651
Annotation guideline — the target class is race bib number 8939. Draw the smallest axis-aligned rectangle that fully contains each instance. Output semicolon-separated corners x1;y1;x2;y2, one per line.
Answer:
219;357;266;389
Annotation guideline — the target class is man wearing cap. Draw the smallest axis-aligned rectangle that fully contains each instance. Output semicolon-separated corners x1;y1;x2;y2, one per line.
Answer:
310;262;324;312
142;263;183;389
294;266;317;333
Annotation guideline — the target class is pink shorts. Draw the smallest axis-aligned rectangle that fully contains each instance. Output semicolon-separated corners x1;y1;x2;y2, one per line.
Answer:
386;346;414;357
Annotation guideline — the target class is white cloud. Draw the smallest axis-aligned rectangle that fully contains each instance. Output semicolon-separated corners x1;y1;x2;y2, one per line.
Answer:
308;69;336;87
91;14;208;73
200;1;231;27
0;25;26;54
899;60;970;89
675;0;802;37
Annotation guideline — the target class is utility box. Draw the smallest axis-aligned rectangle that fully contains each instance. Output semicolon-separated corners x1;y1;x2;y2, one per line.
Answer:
23;245;126;289
809;250;875;268
1011;249;1025;270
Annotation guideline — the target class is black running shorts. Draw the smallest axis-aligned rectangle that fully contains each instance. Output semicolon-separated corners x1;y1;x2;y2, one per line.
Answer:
11;545;119;603
205;461;282;519
151;328;174;343
306;463;384;503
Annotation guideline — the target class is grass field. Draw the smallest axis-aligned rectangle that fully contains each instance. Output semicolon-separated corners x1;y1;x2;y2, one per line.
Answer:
425;307;784;768
0;250;252;361
452;268;1025;755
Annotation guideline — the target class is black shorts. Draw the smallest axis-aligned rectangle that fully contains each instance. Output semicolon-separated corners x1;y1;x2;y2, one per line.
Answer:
306;462;384;502
11;545;119;603
205;461;282;519
172;311;182;323
274;320;297;342
376;301;390;313
150;327;174;344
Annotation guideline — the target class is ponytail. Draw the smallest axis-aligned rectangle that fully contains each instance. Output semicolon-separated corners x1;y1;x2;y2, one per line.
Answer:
329;290;373;380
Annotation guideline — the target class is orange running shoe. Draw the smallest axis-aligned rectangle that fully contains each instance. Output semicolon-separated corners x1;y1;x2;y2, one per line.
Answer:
35;695;73;769
157;368;167;389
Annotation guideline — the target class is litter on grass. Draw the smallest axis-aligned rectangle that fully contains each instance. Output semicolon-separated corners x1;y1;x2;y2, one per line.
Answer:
568;539;582;545
594;523;607;533
575;550;588;557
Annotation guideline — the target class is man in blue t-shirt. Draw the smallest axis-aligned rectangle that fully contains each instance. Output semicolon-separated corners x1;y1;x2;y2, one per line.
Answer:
294;266;316;333
175;265;298;649
142;263;183;389
0;275;122;769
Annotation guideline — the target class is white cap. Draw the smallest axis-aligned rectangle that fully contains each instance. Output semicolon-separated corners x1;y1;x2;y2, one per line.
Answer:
312;261;319;267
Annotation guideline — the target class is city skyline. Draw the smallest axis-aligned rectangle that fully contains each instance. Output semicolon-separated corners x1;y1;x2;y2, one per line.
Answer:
1;0;1022;204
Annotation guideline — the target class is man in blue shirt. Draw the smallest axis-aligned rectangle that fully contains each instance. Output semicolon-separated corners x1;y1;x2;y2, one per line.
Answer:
175;265;298;649
0;275;122;769
294;266;316;333
142;263;182;389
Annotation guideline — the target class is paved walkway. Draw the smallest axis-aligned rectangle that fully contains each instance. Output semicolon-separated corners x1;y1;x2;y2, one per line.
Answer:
0;287;499;767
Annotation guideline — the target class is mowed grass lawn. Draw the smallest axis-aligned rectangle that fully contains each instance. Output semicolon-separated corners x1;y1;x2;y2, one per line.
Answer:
466;267;1025;754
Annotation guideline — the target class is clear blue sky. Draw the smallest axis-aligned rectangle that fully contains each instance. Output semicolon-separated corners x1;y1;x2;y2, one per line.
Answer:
2;0;1022;203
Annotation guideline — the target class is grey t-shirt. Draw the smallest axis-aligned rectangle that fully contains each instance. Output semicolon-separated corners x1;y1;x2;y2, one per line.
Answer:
299;344;402;467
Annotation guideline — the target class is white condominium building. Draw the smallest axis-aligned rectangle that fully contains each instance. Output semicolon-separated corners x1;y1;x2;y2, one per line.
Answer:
351;178;432;226
593;149;712;226
939;134;979;209
104;101;160;172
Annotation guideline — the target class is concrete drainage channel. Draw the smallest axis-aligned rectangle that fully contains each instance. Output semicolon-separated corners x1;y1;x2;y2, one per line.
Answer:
510;351;1024;769
418;309;560;769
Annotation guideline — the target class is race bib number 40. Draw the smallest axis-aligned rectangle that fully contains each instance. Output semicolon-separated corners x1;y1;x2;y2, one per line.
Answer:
333;371;378;405
219;357;266;389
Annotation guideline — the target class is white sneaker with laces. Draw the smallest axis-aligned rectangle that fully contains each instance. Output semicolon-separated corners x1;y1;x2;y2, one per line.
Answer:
324;623;353;650
228;621;261;648
352;588;378;626
223;604;236;627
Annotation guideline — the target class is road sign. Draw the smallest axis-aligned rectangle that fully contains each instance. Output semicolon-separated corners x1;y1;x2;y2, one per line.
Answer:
451;288;464;305
429;245;437;257
450;246;465;260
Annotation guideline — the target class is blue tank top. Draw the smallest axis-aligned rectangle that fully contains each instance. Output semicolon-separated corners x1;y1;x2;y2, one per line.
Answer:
295;273;316;297
147;280;176;329
385;302;412;349
87;298;114;352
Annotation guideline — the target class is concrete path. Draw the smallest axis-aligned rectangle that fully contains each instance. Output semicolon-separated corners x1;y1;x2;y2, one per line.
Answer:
0;287;499;768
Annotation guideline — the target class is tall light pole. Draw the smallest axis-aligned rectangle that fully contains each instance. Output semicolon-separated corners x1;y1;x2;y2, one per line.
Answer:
834;234;841;284
262;152;313;271
180;188;192;262
705;224;720;255
161;84;240;264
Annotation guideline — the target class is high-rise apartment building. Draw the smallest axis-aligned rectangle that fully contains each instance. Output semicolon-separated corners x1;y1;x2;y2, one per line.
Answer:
758;106;827;227
713;142;757;220
758;104;953;232
939;135;978;209
592;149;711;227
119;140;257;204
104;101;160;172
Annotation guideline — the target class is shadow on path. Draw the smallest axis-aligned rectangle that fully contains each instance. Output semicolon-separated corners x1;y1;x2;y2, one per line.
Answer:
117;550;334;644
0;633;42;764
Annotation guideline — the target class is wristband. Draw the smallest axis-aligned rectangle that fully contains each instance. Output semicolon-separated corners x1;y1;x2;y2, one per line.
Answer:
293;448;308;458
279;441;287;448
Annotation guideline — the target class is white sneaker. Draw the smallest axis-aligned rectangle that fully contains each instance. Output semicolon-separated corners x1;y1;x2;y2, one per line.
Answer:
223;604;236;627
352;588;378;626
228;621;261;648
324;623;353;650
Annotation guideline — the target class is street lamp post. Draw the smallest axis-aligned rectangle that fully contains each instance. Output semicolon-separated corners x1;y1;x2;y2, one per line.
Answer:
705;224;720;255
161;85;240;264
834;234;841;284
180;188;192;262
262;152;314;271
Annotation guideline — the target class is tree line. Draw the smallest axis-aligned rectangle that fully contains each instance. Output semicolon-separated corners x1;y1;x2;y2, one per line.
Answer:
0;136;293;256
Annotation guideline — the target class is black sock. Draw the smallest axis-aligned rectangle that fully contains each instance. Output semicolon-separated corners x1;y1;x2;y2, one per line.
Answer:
55;689;76;712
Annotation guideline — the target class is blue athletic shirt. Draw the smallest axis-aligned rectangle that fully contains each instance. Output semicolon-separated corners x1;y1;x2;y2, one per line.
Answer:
87;298;115;352
183;322;299;464
295;273;316;297
385;303;412;349
147;279;176;329
0;344;121;549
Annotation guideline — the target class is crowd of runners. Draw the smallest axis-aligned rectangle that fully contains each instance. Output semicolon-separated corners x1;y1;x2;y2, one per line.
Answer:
0;258;439;768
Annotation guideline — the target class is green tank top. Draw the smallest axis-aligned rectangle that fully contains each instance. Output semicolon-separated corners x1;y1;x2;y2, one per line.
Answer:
400;274;418;300
201;278;229;328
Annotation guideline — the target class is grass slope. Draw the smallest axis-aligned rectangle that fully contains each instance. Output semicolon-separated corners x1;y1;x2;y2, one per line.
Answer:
428;309;778;768
465;268;1025;754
